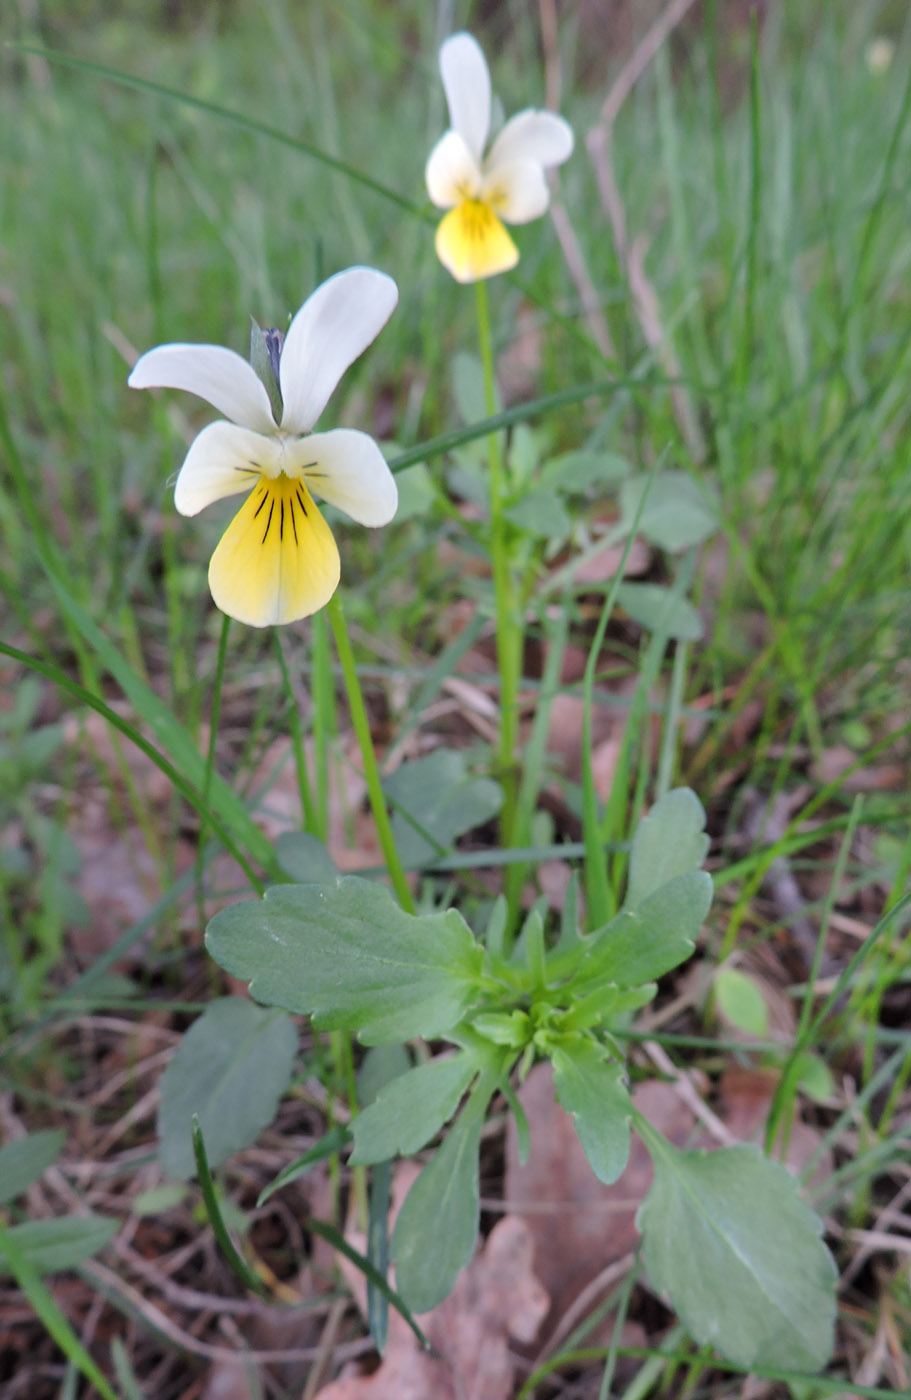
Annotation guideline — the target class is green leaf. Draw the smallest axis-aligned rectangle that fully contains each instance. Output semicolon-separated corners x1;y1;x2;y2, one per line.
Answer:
503;488;572;540
540;449;630;492
552;1043;631;1184
616;583;704;641
0;1219;119;1400
0;1216;118;1275
158;998;297;1180
626;788;710;908
192;1116;268;1297
584;871;713;986
384;749;503;868
205;878;485;1044
367;1161;391;1354
257;1125;352;1206
274;831;337;884
620;472;719;551
452;351;500;423
793;1050;835;1103
350;1053;480;1166
714;967;769;1037
392;1094;487;1313
132;1183;189;1216
392;461;434;522
357;1043;412;1108
0;1131;65;1205
637;1137;836;1369
308;1216;429;1350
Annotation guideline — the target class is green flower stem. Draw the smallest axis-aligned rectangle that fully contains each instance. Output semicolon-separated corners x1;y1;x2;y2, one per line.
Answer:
311;609;332;843
475;278;521;852
273;629;318;835
326;594;414;914
196;613;231;931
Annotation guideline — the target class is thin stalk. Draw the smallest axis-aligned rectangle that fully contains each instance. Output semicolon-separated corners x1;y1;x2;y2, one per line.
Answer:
273;630;318;834
195;613;231;925
311;609;332;842
326;595;414;913
475;278;521;849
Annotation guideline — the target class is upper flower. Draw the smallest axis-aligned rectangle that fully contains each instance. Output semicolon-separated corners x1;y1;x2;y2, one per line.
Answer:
425;32;574;284
129;267;398;628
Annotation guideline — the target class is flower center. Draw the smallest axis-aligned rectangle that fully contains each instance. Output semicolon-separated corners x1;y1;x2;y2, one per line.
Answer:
458;197;498;242
249;472;313;548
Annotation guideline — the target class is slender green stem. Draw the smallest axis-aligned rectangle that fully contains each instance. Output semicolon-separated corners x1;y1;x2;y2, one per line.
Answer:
311;609;332;842
475;278;521;852
273;629;318;834
195;614;231;922
326;594;414;913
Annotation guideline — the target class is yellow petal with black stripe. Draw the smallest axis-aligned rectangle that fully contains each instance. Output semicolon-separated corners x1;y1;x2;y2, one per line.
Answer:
208;475;340;627
435;200;519;284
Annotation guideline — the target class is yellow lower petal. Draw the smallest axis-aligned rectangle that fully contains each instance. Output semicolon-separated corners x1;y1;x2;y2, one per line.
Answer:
435;200;519;284
207;475;340;627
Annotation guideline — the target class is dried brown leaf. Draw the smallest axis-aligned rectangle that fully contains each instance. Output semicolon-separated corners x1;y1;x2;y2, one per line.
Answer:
318;1167;549;1400
504;1066;697;1326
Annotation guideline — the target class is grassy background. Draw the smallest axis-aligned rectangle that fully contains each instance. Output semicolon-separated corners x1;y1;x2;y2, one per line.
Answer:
2;0;911;1393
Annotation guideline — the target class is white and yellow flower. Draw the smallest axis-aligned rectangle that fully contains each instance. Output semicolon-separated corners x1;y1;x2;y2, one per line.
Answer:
129;267;398;628
425;31;574;284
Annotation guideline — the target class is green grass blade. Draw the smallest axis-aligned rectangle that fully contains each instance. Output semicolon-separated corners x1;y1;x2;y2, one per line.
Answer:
12;44;420;216
0;641;263;894
191;1115;269;1298
0;1220;119;1400
307;1216;429;1351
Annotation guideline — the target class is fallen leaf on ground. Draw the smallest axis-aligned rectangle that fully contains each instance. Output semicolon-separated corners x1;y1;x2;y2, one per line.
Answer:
504;1067;698;1328
316;1166;549;1400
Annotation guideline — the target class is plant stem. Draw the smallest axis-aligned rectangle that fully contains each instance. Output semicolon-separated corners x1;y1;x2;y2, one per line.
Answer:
273;629;318;835
311;609;332;842
196;613;230;925
326;594;414;913
475;278;521;852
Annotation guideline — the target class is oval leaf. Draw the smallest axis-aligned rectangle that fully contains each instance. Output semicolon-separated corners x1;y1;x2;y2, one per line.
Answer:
205;878;484;1044
274;831;337;884
638;1138;836;1369
552;1043;631;1184
0;1131;65;1206
626;788;710;908
620;471;719;551
350;1052;479;1166
714;967;769;1037
384;749;503;869
585;870;713;987
392;1097;485;1314
0;1215;118;1275
616;583;704;641
158;998;297;1180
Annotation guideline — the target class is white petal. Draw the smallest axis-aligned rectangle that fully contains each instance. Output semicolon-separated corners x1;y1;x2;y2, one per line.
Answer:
173;421;280;516
292;429;397;526
440;32;490;165
426;129;482;208
482;159;550;224
486;109;574;171
278;268;398;437
128;344;277;435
